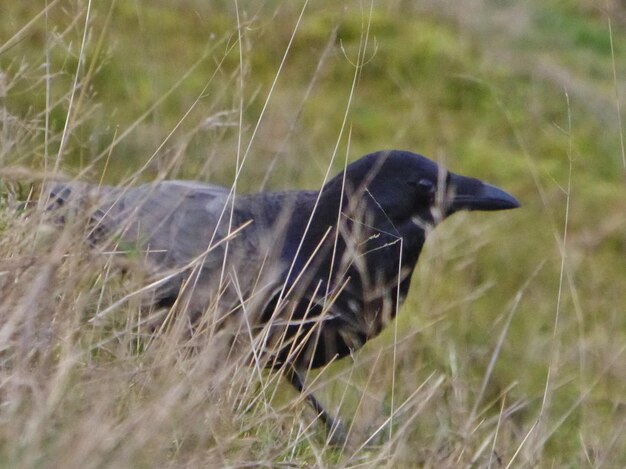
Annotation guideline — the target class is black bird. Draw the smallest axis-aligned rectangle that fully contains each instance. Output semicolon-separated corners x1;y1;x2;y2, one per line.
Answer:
47;150;519;439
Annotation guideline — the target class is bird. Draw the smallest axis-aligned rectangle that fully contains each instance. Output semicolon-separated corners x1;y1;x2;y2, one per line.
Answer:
45;150;519;440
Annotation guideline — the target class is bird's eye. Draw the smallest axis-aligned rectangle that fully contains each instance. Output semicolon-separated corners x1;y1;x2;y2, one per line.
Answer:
415;178;435;194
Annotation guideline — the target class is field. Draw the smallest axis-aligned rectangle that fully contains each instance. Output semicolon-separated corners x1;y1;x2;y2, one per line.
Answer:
1;1;625;467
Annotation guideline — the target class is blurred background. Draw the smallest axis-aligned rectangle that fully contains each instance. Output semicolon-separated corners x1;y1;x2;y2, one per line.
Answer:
1;0;624;466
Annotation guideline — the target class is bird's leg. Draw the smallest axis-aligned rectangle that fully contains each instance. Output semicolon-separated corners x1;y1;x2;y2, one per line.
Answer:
287;367;348;446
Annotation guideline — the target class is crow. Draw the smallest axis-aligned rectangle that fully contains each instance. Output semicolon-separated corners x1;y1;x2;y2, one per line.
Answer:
46;150;519;440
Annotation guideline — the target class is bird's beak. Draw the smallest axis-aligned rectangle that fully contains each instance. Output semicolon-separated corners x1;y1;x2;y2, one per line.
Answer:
447;173;520;214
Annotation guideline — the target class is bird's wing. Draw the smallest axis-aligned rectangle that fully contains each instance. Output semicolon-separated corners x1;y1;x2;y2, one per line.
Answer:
47;180;236;256
46;180;285;313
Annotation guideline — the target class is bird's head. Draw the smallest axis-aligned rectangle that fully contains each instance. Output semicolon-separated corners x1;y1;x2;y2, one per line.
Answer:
334;150;520;231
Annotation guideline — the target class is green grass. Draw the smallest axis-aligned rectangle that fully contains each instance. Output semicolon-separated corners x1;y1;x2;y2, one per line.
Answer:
1;0;625;466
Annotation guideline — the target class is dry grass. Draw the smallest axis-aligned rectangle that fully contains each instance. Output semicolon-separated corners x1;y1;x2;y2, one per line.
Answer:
1;1;625;467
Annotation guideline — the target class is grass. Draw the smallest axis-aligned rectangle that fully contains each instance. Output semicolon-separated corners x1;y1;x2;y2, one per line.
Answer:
1;0;625;466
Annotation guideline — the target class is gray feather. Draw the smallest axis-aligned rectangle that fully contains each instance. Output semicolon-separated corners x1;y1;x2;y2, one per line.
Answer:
46;180;299;317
